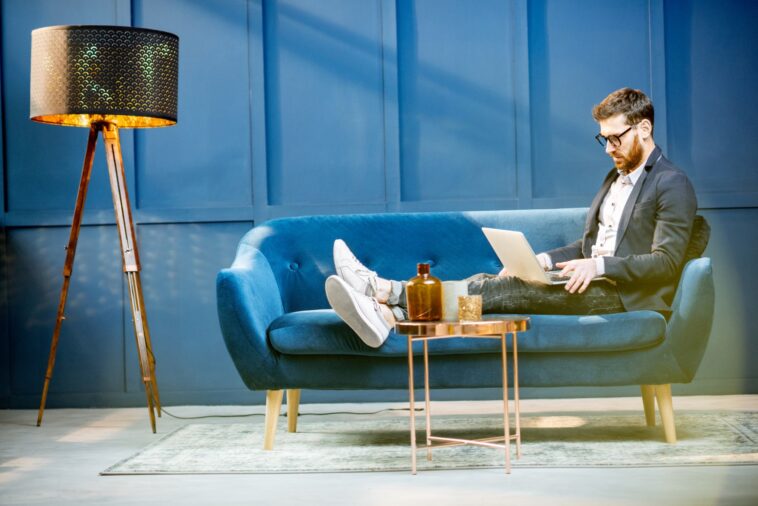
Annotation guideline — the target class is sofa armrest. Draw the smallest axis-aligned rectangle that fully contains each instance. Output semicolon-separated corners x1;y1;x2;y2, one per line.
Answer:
664;257;715;381
216;246;285;389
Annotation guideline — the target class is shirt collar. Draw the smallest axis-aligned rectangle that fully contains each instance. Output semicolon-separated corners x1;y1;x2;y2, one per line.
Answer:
617;163;644;186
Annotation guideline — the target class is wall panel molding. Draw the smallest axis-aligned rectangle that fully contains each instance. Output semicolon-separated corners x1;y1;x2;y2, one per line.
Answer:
261;0;387;208
3;207;256;227
513;0;533;209
250;0;271;223
648;0;669;153
380;0;401;212
663;0;758;200
0;207;7;406
396;0;518;205
0;1;8;400
134;0;253;212
1;0;756;408
527;0;654;203
3;0;125;214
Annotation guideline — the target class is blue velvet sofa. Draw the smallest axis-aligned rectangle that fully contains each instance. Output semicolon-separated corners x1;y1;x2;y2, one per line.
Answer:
216;208;714;449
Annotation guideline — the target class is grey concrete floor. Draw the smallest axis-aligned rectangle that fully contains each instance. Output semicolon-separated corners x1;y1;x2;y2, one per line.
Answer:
1;395;757;506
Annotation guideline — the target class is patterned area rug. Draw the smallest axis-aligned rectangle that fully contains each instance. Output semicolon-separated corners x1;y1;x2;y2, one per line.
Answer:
102;411;758;474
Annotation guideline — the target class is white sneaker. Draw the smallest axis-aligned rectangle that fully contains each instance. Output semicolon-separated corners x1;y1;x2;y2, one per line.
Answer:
325;275;391;348
333;239;378;297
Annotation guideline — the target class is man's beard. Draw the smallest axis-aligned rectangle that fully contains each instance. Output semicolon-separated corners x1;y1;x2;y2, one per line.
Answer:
613;135;644;174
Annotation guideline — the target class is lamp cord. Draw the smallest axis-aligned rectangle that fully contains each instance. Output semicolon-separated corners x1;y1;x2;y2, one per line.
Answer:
159;406;423;421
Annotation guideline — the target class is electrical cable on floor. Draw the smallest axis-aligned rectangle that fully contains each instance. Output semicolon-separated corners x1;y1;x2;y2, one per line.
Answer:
160;406;424;420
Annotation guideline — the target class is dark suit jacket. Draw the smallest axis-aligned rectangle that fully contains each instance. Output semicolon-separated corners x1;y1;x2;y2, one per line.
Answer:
546;146;697;314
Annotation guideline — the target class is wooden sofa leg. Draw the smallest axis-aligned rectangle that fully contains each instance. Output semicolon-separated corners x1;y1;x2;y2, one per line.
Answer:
263;389;284;450
287;389;301;433
654;384;677;444
640;385;656;426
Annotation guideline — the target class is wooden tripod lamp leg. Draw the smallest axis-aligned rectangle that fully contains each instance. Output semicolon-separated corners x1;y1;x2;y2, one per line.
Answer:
37;126;99;427
133;272;162;417
101;123;161;433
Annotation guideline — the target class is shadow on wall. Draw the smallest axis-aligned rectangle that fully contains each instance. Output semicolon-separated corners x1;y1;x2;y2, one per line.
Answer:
699;210;751;392
193;0;528;196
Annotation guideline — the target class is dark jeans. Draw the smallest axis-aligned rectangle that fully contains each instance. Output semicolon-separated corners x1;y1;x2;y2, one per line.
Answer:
389;273;624;320
466;273;624;315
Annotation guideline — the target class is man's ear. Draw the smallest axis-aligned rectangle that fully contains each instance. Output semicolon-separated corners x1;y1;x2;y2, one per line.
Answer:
638;119;653;139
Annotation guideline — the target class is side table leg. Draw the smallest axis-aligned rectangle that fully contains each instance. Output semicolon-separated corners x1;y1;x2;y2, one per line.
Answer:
408;335;417;475
513;331;522;458
423;340;432;461
501;332;511;474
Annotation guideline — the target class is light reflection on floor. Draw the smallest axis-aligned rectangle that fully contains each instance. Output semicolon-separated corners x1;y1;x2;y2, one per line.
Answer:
522;416;587;429
57;411;128;443
0;457;50;486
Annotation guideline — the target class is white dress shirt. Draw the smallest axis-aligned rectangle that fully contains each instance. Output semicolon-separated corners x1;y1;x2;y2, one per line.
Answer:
591;165;645;274
538;162;645;274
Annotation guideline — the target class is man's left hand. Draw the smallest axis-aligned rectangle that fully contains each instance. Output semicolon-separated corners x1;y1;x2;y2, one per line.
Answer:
555;259;597;294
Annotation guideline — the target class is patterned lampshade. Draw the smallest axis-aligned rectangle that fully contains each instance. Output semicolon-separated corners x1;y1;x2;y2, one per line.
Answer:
30;25;179;128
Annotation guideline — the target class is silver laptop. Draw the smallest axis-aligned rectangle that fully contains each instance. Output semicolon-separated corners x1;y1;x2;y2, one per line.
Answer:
481;227;601;286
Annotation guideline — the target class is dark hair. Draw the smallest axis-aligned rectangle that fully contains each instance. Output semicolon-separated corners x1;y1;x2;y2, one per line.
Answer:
592;87;654;131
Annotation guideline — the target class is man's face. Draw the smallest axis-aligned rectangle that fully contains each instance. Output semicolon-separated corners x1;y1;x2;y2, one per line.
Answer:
598;114;644;174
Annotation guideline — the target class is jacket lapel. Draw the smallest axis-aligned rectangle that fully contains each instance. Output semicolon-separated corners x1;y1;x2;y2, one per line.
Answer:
583;169;617;256
613;169;648;252
613;147;662;253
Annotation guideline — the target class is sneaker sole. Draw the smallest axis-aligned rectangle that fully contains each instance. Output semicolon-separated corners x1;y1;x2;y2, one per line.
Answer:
325;276;388;348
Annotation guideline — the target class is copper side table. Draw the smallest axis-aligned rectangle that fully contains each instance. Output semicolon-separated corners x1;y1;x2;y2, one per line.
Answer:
394;317;530;474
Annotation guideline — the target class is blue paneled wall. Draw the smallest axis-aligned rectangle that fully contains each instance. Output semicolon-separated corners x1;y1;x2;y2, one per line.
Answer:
1;0;756;408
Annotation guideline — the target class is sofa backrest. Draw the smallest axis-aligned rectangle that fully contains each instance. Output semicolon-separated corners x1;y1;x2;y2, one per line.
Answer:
682;215;711;266
237;208;588;313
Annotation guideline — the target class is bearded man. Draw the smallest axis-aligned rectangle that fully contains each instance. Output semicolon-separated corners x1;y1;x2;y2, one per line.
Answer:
325;87;699;348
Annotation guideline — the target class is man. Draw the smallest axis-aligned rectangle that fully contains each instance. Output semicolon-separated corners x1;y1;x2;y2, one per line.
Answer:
325;88;698;348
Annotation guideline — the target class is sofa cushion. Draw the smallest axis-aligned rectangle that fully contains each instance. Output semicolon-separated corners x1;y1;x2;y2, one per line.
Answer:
268;310;667;357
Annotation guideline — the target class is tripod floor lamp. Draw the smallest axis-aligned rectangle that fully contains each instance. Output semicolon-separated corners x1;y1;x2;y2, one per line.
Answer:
30;25;179;433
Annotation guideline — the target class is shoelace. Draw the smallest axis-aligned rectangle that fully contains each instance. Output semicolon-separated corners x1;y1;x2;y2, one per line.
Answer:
360;268;378;294
350;259;378;294
341;252;379;296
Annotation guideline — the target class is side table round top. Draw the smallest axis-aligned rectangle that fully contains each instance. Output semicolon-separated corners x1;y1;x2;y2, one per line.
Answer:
394;317;529;337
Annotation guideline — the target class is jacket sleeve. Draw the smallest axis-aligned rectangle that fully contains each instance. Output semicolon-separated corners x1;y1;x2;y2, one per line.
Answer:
603;171;697;284
545;169;614;265
545;239;584;264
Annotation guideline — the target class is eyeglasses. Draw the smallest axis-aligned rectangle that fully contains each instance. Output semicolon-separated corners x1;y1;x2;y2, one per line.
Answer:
595;125;634;148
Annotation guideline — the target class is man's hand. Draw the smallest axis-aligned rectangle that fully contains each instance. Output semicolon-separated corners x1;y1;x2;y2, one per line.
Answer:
536;253;552;271
555;259;597;294
501;252;551;277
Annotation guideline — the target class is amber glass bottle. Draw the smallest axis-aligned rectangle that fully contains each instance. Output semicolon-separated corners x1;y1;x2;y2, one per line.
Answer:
406;263;442;321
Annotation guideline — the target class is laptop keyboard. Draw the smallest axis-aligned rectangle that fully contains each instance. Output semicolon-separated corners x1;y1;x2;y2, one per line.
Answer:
547;271;571;282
